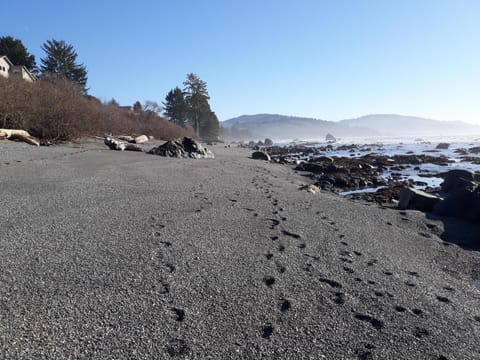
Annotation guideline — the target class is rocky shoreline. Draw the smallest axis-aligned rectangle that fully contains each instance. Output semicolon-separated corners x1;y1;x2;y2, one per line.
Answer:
247;141;480;226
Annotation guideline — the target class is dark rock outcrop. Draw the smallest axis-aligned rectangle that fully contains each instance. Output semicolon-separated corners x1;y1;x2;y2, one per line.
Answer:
435;143;450;149
251;151;271;161
148;137;214;159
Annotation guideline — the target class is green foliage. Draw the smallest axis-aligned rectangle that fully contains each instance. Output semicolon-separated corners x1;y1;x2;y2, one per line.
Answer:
182;73;218;139
0;36;36;71
40;39;88;92
199;111;220;140
133;101;143;113
163;87;188;127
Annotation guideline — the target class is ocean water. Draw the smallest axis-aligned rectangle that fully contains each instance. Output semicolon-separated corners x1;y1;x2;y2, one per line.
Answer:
278;134;480;193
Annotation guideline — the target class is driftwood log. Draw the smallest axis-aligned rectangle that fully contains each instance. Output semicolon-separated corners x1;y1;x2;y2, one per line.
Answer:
117;134;149;144
0;129;40;146
104;135;144;152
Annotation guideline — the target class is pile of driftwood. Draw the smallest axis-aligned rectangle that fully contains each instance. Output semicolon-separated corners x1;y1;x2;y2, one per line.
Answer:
104;135;145;151
0;129;40;146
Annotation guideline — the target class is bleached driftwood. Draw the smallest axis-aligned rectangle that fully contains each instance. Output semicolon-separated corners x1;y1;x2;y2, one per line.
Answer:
104;135;144;152
134;135;149;144
117;135;135;142
0;129;40;146
116;134;149;144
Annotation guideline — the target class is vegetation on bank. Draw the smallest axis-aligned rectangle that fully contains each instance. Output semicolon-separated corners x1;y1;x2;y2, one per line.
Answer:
0;76;194;142
0;35;218;141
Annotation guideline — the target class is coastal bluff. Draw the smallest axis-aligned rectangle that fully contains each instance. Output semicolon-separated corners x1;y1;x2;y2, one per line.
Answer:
0;140;479;359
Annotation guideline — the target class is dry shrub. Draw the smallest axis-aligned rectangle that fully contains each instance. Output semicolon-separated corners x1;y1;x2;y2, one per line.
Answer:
0;76;194;141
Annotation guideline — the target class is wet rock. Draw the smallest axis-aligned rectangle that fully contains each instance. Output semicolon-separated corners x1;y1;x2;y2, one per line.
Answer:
469;146;480;154
264;138;273;146
399;187;443;212
251;151;271;161
432;170;480;222
148;137;214;159
310;155;334;163
435;143;450;149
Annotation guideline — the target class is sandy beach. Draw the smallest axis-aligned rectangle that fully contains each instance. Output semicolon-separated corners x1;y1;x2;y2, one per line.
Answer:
1;140;479;359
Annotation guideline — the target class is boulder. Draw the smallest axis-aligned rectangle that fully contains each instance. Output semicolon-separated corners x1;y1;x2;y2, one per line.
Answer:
440;169;476;193
325;133;336;142
398;187;442;212
148;137;214;159
435;143;450;149
264;138;273;146
251;151;271;161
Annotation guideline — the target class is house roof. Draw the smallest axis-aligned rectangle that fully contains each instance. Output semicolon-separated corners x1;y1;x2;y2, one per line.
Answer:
0;55;36;81
0;55;14;67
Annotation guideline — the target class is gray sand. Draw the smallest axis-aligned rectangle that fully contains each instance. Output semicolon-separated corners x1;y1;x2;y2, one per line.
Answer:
1;140;479;359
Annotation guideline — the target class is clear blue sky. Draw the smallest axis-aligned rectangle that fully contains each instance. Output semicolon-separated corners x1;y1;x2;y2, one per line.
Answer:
2;0;479;123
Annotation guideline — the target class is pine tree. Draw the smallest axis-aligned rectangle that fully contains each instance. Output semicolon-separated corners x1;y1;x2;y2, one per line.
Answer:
163;87;188;127
40;39;88;92
0;36;36;71
133;101;143;113
183;73;218;138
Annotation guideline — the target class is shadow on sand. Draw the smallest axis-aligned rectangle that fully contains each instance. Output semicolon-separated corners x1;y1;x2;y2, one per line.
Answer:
426;213;480;251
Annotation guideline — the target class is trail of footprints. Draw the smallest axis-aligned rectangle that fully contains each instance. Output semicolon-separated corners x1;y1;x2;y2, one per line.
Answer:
254;178;458;360
148;214;191;355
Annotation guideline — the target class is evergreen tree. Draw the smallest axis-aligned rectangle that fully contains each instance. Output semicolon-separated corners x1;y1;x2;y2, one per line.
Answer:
163;87;188;127
183;73;218;138
199;111;220;140
0;36;36;71
40;39;88;92
106;98;119;106
133;101;143;113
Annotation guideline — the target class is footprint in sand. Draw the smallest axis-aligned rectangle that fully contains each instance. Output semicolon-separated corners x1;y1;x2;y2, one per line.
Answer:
319;277;342;288
413;327;430;338
411;308;423;316
279;298;291;312
275;262;286;273
333;292;345;305
261;324;274;339
436;296;450;303
354;313;383;330
263;276;276;287
281;230;302;239
171;308;185;322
